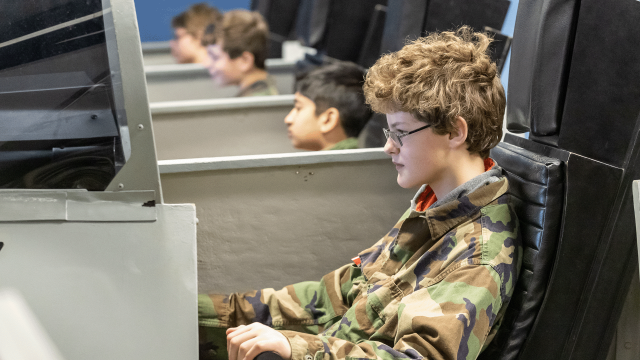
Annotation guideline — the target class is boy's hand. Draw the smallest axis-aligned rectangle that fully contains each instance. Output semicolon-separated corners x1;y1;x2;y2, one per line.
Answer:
226;323;292;360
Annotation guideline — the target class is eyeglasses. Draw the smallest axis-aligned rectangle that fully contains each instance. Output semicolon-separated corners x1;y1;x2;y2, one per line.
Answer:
383;124;432;147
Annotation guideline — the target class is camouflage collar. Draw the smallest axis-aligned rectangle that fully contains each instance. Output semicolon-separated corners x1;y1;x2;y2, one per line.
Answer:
406;177;509;241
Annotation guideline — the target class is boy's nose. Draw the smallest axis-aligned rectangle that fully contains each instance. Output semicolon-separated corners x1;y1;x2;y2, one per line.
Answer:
383;137;398;155
284;110;294;125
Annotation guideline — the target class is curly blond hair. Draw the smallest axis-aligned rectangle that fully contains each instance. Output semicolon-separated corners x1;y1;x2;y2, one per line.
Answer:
364;27;505;158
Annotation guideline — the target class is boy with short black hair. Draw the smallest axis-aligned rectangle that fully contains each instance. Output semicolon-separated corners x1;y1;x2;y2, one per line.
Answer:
202;10;278;97
199;27;521;360
284;62;372;151
170;3;222;65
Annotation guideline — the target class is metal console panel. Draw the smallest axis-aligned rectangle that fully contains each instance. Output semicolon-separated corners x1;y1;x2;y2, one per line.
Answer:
0;191;198;360
0;0;162;202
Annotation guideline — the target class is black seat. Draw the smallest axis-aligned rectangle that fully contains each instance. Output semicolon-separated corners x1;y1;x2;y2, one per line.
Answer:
479;140;564;360
295;0;387;63
502;0;640;356
251;0;301;58
379;0;510;55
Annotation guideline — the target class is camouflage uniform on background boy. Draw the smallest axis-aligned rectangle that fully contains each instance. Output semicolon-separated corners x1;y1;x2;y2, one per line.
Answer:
199;27;522;360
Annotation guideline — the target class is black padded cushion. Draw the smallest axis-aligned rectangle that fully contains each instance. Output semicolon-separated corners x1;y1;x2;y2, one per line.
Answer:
506;0;579;134
479;142;564;360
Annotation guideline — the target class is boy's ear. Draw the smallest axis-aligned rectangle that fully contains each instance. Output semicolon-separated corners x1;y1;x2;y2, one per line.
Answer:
449;116;469;149
318;107;341;134
237;51;255;72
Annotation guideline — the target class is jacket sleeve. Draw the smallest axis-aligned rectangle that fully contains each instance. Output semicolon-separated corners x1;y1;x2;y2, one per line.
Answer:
279;262;514;360
198;263;365;334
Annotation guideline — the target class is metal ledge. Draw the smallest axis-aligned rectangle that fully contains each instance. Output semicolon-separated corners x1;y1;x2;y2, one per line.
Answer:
145;63;206;76
158;148;389;173
144;58;296;76
150;94;295;114
141;41;171;52
0;190;156;222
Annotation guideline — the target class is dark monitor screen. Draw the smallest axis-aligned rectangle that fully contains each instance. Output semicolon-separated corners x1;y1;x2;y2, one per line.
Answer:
0;0;128;190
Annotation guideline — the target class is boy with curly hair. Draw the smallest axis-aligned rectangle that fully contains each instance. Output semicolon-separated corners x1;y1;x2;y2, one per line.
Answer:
199;27;521;360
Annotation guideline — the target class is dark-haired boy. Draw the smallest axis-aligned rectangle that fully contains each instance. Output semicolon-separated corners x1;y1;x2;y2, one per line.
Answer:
203;10;278;97
199;28;521;360
284;62;372;150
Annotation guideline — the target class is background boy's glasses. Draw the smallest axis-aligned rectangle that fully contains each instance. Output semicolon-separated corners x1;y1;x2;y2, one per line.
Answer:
383;124;432;147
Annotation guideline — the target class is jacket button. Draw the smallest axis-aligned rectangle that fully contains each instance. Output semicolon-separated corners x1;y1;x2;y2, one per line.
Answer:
305;355;313;360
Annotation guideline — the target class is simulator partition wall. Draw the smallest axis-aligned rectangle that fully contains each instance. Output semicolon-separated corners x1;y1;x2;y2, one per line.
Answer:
0;1;198;359
492;0;640;359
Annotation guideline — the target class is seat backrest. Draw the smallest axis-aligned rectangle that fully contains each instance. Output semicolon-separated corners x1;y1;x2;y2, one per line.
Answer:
422;0;510;34
357;4;388;68
251;0;300;39
505;0;579;134
295;0;387;62
378;0;510;60
484;27;512;74
478;141;564;360
378;0;430;54
251;0;301;58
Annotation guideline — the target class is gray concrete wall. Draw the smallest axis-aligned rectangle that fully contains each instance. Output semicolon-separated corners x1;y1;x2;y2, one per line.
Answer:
158;149;415;294
151;95;298;160
145;60;296;102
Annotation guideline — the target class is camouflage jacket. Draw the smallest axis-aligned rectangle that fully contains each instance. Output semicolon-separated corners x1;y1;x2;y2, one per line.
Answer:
199;177;521;360
329;138;359;150
236;76;279;97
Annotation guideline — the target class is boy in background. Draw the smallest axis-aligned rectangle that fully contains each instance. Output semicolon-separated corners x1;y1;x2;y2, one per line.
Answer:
202;10;278;97
285;62;372;151
170;3;222;66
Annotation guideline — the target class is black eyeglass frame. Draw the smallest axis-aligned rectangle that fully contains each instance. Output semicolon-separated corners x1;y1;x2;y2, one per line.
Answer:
383;124;432;147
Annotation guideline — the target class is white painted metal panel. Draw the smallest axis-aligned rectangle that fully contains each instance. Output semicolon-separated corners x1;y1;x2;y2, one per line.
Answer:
0;289;65;360
0;200;198;360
